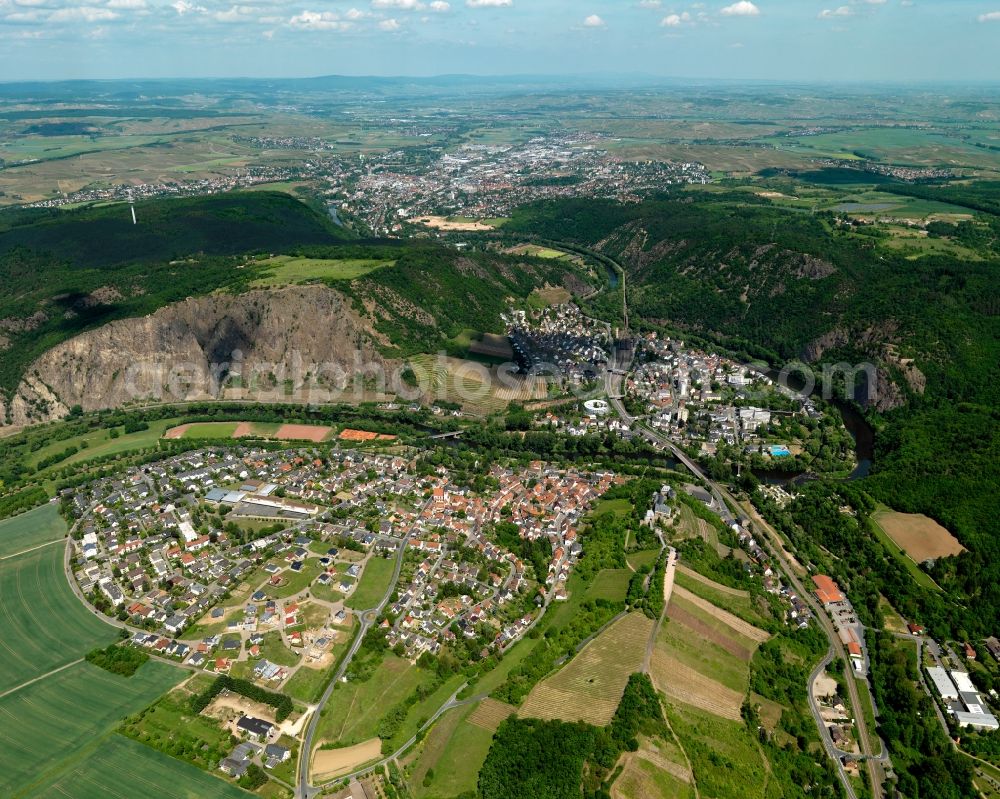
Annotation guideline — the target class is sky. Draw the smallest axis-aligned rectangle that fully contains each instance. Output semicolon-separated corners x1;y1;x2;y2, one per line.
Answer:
0;0;998;83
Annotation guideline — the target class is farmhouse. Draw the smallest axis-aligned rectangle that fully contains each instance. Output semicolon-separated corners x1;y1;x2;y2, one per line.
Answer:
236;715;275;742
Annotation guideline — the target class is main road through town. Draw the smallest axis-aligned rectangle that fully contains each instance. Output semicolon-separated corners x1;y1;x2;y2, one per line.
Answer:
295;539;407;799
597;247;886;799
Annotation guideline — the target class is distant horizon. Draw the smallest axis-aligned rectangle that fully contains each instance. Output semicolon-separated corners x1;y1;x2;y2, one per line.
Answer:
2;72;1000;89
2;0;999;84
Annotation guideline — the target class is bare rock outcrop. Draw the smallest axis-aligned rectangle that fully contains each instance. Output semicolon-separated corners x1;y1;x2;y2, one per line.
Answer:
3;285;386;428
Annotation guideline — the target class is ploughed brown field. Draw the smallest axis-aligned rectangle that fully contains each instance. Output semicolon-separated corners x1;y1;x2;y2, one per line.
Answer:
873;509;965;561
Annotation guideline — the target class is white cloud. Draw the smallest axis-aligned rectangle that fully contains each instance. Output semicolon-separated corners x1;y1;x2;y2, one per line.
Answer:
719;0;758;15
466;0;510;7
106;0;146;8
288;9;350;29
171;0;205;15
661;11;690;25
819;5;852;18
638;0;661;6
345;7;369;18
378;15;399;28
429;0;449;9
49;5;118;21
978;10;1000;21
583;13;604;26
372;0;422;8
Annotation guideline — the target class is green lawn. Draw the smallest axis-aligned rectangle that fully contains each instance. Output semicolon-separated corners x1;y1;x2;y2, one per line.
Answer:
30;733;251;799
316;655;423;747
252;255;394;286
0;503;66;558
30;417;181;474
627;548;662;571
0;544;118;693
272;561;323;599
347;556;397;610
411;702;495;799
1;660;183;797
585;568;632;603
255;631;300;667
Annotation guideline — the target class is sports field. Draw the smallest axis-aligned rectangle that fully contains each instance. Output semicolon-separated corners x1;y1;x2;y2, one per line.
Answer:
30;733;250;799
520;612;653;726
164;420;335;442
0;660;183;797
0;503;65;559
0;544;117;694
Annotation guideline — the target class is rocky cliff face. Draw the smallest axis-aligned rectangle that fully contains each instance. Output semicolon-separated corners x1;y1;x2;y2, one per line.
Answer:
0;285;387;428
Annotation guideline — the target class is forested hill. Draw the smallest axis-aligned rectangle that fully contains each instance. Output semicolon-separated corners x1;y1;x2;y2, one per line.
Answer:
506;193;1000;414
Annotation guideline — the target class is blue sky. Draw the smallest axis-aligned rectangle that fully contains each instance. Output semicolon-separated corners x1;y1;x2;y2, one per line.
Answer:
0;0;998;82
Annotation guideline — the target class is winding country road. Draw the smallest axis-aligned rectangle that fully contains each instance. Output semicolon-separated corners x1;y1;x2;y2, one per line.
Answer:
295;539;406;799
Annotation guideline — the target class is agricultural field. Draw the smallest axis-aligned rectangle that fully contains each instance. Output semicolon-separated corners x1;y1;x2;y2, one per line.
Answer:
0;544;117;693
0;660;183;797
347;555;397;610
0;502;65;558
29;733;251;799
118;676;236;774
520;611;653;726
650;573;769;723
406;353;548;415
872;507;965;561
869;508;945;592
673;569;774;631
251;255;394;286
312;738;382;782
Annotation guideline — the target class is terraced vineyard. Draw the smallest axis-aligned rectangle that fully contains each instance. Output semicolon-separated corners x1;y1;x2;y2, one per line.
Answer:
519;611;653;726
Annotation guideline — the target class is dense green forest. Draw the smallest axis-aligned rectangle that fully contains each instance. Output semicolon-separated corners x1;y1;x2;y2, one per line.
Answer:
480;673;667;799
341;245;581;357
0;191;346;393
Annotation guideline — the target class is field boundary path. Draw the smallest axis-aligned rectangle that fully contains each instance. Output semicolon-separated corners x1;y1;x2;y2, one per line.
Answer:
0;658;84;700
0;537;64;561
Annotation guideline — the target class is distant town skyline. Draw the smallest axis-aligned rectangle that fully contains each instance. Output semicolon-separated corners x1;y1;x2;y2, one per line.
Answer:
1;0;999;83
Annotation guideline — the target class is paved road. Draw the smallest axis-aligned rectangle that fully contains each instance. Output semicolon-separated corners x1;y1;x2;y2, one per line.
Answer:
605;361;887;799
296;539;406;799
